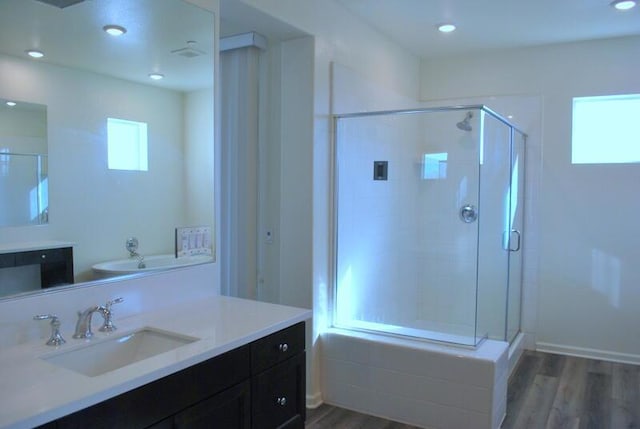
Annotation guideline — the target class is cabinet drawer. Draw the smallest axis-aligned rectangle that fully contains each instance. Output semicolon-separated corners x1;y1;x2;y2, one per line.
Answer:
251;322;305;373
251;352;305;429
0;253;15;268
15;248;68;265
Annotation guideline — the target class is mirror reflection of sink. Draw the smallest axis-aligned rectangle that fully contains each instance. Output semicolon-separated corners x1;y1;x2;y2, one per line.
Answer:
41;327;199;377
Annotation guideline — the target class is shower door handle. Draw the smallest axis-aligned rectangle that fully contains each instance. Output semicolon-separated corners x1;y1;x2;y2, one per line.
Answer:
510;229;521;252
503;229;522;251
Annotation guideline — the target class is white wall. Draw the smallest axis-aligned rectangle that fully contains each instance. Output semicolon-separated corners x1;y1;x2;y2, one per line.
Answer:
184;88;215;240
421;36;640;362
236;0;422;405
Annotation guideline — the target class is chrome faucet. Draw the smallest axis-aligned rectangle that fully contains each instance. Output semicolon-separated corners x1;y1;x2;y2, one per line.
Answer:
73;305;106;339
135;254;146;269
33;314;66;346
126;237;146;268
98;297;124;332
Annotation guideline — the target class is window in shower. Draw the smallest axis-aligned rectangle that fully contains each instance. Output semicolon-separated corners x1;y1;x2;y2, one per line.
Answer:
572;94;640;164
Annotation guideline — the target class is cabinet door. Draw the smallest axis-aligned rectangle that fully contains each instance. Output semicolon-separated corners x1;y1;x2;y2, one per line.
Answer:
251;353;305;429
57;345;250;429
174;380;250;429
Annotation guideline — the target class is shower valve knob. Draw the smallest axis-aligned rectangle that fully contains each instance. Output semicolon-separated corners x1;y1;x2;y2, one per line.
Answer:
459;204;478;223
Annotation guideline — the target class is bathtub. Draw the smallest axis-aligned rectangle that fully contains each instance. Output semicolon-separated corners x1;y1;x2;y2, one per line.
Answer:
320;328;515;429
92;254;214;278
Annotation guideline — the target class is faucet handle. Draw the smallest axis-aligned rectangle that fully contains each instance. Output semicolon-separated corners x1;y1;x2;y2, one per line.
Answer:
99;297;124;332
105;297;124;310
34;314;66;346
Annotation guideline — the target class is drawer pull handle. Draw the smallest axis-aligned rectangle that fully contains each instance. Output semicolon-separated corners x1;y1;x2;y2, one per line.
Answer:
279;343;289;352
41;254;46;259
276;397;287;406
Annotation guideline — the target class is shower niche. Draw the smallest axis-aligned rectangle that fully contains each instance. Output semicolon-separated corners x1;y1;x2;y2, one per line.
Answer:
333;105;526;347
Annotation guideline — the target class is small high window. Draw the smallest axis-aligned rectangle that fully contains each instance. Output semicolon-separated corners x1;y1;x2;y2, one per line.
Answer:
572;94;640;164
107;118;148;171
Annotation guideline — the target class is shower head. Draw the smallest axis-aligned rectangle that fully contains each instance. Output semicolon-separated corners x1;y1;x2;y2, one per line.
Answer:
456;112;473;132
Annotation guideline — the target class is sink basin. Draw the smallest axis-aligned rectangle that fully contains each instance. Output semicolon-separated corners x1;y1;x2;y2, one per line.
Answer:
41;327;199;377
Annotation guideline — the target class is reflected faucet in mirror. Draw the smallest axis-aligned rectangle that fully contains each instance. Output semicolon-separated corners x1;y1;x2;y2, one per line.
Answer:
126;237;146;269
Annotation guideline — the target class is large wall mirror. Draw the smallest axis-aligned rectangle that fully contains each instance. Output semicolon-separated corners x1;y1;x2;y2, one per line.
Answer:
0;99;48;226
0;0;215;299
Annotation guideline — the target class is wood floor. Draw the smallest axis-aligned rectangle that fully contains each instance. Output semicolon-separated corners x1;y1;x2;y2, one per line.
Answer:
305;404;420;429
502;350;640;429
306;351;640;429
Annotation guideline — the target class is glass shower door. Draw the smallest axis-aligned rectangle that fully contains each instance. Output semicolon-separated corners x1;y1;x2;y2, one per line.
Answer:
334;109;482;346
506;130;525;342
475;112;511;342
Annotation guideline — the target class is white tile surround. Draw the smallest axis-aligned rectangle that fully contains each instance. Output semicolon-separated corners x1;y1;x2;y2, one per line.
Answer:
321;329;509;429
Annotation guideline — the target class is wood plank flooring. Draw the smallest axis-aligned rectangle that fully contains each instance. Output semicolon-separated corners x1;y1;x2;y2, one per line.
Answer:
502;350;640;429
305;403;420;429
306;351;640;429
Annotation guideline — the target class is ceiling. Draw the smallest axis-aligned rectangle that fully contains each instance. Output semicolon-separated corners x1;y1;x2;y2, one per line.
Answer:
3;0;637;91
220;0;307;40
335;0;640;58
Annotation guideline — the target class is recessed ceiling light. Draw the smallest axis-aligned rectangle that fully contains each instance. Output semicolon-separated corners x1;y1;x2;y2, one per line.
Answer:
611;0;636;10
26;49;44;59
6;101;17;107
148;73;164;80
437;23;457;33
103;25;127;36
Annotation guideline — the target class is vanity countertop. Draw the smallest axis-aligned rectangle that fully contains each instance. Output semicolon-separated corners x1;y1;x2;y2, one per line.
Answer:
0;241;75;254
0;295;312;429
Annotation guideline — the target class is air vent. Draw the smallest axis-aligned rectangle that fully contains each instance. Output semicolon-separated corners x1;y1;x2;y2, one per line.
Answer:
171;41;206;58
171;47;205;58
36;0;85;8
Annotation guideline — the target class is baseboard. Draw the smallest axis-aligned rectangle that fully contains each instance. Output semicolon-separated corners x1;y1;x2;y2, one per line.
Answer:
306;391;323;409
508;332;526;377
536;342;640;365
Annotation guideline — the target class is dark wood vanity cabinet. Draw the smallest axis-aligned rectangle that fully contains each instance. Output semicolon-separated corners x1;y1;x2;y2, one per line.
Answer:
37;322;305;429
251;322;306;429
0;246;74;288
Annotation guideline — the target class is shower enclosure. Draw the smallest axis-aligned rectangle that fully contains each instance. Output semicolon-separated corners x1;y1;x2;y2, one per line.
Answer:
333;105;526;347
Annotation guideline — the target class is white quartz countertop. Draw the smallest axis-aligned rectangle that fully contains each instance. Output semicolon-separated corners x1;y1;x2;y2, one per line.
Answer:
0;295;312;429
0;241;75;254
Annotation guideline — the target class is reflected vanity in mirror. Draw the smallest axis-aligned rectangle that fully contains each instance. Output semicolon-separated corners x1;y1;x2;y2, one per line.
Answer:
0;0;215;299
